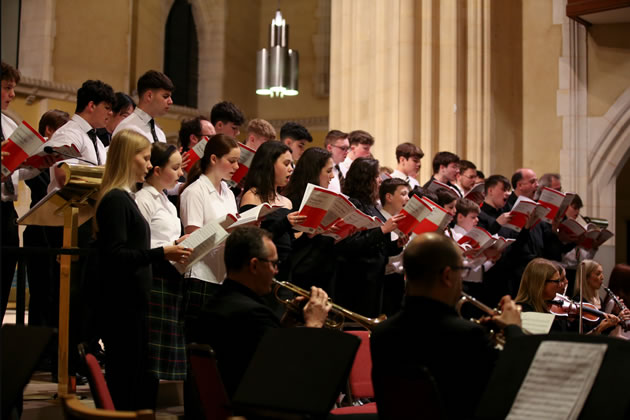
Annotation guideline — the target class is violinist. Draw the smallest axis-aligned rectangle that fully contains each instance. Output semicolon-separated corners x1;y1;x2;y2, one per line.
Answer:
573;260;623;335
515;258;571;332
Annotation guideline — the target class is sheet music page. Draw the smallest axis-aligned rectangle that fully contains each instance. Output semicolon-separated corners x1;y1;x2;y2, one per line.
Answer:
519;312;555;335
506;341;607;420
175;221;229;273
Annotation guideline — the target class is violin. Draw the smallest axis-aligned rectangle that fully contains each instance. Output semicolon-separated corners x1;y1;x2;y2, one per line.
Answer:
545;294;607;322
603;287;630;332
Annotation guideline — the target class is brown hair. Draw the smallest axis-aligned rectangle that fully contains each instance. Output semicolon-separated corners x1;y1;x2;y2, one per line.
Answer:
348;130;374;146
247;118;276;139
1;62;20;83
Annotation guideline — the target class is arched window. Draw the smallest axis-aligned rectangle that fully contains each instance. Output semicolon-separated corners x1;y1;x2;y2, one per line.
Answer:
164;0;198;108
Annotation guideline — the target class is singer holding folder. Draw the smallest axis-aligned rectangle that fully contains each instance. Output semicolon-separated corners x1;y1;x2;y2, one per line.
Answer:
135;142;190;389
180;134;240;322
95;130;191;410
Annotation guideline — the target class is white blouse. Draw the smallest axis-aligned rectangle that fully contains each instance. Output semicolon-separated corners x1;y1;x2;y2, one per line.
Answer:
180;174;237;284
135;183;181;248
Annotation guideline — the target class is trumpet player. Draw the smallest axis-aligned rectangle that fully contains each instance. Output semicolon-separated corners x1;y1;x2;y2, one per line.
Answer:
370;232;524;419
189;226;332;398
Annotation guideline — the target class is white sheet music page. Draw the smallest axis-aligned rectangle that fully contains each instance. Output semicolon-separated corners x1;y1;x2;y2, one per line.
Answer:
175;221;229;273
506;341;607;420
519;312;555;335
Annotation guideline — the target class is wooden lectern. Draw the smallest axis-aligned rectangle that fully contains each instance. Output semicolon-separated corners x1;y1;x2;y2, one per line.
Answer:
18;164;102;395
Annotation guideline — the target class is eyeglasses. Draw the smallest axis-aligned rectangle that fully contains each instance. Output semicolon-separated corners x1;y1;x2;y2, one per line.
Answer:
258;258;280;269
545;279;562;284
332;144;350;152
451;266;472;277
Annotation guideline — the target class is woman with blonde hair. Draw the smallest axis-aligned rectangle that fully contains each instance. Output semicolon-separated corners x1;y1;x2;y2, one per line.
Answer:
573;259;624;335
96;130;191;410
515;258;560;313
515;258;577;332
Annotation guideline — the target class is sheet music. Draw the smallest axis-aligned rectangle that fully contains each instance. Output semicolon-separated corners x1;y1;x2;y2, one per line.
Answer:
175;221;229;273
506;341;607;420
519;312;555;335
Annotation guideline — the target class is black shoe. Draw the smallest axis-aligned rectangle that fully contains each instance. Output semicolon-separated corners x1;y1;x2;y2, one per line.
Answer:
75;374;88;386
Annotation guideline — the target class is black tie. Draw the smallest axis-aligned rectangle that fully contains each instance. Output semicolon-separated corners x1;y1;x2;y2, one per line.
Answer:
87;129;102;165
1;122;15;195
149;119;159;143
335;164;345;190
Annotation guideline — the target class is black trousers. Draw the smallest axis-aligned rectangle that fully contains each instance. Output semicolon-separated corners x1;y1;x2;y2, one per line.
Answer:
1;201;19;323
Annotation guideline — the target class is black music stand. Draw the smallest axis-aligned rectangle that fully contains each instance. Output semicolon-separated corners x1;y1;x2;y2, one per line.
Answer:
476;333;630;420
231;328;360;420
1;325;56;419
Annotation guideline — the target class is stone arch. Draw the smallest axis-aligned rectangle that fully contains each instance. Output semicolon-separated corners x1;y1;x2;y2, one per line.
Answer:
589;88;630;188
161;0;224;113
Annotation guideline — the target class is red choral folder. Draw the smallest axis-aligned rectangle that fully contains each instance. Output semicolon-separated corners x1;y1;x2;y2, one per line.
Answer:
231;143;256;184
1;121;47;176
183;136;209;172
537;187;575;222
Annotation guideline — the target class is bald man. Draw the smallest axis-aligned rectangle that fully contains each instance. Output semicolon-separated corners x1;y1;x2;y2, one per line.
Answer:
370;233;523;419
502;168;539;213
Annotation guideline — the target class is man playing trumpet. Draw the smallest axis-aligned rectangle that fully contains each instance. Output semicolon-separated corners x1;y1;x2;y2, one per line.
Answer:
190;226;331;397
370;232;523;419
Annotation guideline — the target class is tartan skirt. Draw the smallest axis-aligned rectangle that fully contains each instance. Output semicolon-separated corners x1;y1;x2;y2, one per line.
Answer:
147;261;187;380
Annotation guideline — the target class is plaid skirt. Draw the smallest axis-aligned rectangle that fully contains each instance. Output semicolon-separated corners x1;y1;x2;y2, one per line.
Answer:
183;278;221;324
147;262;187;380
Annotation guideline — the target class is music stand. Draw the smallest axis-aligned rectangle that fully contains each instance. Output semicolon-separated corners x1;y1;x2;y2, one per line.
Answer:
231;328;360;420
1;325;55;419
476;333;630;419
17;164;102;396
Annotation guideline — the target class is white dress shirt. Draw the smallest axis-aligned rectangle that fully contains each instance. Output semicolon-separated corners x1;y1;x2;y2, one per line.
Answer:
338;156;353;178
46;114;106;193
1;114;20;201
135;184;181;248
328;164;342;193
380;208;404;276
452;224;486;283
391;169;420;189
180;174;237;284
113;107;166;143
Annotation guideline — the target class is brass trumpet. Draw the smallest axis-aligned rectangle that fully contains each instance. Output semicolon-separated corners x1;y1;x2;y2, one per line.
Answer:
455;292;506;347
272;279;387;331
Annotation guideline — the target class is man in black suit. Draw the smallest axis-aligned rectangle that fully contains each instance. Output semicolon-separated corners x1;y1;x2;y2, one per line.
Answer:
370;232;523;419
190;226;331;397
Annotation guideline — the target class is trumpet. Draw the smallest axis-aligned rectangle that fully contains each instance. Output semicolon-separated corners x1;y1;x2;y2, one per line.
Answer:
456;292;506;347
272;279;387;331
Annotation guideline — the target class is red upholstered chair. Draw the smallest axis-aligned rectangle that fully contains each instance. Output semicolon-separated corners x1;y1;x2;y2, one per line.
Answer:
330;330;377;415
78;343;115;410
372;365;446;420
187;343;232;420
344;330;374;401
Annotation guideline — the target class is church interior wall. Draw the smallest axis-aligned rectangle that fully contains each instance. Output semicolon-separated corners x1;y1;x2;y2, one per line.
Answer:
52;0;132;93
587;23;630;117
521;0;563;175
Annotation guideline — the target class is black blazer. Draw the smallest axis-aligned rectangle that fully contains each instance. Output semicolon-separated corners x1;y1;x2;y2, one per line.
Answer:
190;279;281;397
371;296;522;419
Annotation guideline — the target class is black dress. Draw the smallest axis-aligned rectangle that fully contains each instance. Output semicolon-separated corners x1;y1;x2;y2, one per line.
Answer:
96;189;164;410
334;198;401;318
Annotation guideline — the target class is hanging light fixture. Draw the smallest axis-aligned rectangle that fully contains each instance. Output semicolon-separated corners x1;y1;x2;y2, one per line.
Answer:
256;8;299;98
